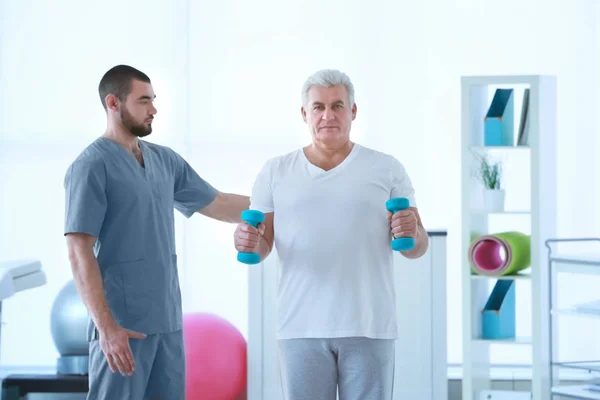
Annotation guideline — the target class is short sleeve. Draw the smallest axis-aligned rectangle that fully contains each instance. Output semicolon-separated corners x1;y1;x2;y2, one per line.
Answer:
390;156;417;207
172;151;219;218
250;159;274;213
64;159;107;237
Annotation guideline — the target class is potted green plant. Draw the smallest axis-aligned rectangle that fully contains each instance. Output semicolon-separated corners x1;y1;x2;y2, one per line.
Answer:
475;153;504;212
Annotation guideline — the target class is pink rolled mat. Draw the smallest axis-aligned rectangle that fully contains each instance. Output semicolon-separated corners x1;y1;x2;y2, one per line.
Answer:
468;232;531;276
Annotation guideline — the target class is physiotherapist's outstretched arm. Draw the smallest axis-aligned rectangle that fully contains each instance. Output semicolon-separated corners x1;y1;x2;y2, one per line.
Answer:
197;192;250;223
170;149;249;223
66;233;146;376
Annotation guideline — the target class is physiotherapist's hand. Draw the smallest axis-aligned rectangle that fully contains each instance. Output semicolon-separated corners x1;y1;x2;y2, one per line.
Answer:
388;208;418;239
234;221;265;253
99;323;146;376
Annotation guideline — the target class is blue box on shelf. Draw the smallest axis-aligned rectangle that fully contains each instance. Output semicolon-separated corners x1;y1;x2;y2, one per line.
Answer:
484;88;514;146
481;279;516;340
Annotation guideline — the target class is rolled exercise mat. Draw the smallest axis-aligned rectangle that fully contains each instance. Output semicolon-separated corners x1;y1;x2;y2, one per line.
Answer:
468;231;531;276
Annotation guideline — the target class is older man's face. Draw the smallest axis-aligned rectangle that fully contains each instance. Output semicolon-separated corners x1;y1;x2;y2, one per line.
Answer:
302;84;357;149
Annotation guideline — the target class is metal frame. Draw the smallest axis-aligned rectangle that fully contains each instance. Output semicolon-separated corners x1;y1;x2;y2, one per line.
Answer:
545;237;600;399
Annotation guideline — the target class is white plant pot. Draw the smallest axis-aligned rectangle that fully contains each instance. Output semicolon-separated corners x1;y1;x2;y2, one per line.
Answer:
484;189;505;212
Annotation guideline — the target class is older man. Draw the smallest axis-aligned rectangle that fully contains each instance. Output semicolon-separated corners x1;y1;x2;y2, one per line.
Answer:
234;69;428;399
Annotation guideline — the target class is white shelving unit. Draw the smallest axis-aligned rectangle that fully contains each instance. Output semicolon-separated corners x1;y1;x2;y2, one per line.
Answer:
460;75;557;400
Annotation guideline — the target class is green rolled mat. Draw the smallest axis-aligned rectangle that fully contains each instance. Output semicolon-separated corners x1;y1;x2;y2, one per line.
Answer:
468;231;531;276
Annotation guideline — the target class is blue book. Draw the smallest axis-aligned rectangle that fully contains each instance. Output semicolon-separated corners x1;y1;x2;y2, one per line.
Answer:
484;88;514;146
481;280;516;339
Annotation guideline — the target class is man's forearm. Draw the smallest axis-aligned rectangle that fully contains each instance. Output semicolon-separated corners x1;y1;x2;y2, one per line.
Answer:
258;236;273;261
401;225;429;259
68;251;117;333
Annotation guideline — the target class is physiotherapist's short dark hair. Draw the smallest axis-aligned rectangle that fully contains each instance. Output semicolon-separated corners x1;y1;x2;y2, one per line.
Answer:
98;65;151;110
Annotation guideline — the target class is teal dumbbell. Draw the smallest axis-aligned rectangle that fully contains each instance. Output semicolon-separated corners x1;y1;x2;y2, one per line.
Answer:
385;197;415;252
237;209;265;265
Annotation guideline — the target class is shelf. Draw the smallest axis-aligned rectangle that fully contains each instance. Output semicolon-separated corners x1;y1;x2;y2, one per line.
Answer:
461;74;545;85
449;365;598;381
552;309;600;320
545;239;600;268
554;263;600;276
487;210;531;214
469;145;531;150
552;253;600;269
472;336;532;345
469;210;531;215
552;385;600;399
553;361;600;373
471;270;531;280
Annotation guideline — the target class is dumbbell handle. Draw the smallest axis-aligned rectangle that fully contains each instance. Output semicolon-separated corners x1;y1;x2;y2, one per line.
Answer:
237;209;265;265
385;197;416;252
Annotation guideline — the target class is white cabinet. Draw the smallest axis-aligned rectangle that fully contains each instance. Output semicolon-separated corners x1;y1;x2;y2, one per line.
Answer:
247;231;448;400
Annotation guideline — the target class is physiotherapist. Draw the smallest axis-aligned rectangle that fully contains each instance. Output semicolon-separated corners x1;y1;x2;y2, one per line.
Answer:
64;64;249;400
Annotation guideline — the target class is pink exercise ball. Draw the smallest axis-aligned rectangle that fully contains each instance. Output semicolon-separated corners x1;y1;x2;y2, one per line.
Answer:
183;312;247;400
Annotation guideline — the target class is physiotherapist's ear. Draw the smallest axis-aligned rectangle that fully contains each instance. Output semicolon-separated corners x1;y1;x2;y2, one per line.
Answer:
106;94;119;112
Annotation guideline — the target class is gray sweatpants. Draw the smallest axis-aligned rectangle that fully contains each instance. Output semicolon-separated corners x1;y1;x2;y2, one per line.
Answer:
278;337;395;400
87;329;185;400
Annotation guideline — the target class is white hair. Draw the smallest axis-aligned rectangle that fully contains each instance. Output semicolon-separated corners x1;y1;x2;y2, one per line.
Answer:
301;69;355;106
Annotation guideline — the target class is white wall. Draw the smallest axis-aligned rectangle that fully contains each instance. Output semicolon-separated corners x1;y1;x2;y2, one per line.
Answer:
0;0;599;370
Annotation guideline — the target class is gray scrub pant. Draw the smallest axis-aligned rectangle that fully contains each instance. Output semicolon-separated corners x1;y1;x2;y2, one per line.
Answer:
278;337;395;400
87;329;185;400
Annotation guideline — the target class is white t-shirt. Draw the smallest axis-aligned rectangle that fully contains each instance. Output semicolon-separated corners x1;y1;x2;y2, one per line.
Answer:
250;143;417;340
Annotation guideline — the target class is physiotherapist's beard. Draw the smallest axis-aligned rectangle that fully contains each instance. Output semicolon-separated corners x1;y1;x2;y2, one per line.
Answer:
120;107;152;137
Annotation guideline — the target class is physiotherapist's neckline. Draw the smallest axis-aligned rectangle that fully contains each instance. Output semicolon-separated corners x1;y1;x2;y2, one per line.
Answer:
98;136;148;172
99;136;144;153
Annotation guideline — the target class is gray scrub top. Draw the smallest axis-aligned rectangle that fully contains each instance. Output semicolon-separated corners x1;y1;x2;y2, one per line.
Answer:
63;137;218;340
